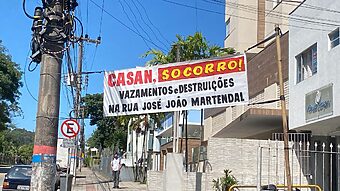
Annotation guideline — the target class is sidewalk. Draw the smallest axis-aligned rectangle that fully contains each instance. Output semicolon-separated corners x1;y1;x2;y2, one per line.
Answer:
72;167;147;191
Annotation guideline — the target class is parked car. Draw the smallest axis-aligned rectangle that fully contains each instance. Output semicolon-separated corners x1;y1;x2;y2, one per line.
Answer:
2;165;62;190
2;165;31;191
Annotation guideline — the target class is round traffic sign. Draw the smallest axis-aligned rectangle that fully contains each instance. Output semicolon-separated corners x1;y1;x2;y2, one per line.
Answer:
61;119;80;138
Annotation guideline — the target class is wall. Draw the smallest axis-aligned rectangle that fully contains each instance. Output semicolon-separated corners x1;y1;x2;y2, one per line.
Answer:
225;0;259;52
289;0;340;133
206;138;308;190
147;138;309;191
204;33;289;141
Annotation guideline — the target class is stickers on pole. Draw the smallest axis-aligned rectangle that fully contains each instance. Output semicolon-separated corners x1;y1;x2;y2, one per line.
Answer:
104;54;249;116
61;119;80;138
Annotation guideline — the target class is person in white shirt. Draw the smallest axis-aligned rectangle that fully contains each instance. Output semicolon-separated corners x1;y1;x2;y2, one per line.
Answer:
111;153;122;189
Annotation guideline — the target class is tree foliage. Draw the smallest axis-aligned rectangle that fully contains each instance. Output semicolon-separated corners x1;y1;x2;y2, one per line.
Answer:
143;32;235;66
0;127;34;162
212;169;238;191
0;40;22;131
83;94;164;150
82;93;127;149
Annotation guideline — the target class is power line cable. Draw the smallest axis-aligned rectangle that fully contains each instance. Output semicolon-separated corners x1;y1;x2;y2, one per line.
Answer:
159;0;334;32
86;0;89;35
135;0;172;45
99;0;105;36
206;0;340;27
61;56;74;110
274;0;340;14
130;0;170;48
118;0;153;50
89;0;167;52
24;49;38;102
89;0;105;71
123;0;154;42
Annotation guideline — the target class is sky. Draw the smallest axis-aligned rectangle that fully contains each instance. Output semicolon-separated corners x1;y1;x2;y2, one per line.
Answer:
0;0;226;139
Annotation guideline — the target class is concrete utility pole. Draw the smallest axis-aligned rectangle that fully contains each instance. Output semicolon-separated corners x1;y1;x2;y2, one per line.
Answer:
71;36;100;179
31;1;65;190
275;25;292;191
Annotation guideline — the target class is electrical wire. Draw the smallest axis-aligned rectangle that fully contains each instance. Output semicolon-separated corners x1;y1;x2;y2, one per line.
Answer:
118;0;153;51
89;0;105;71
275;0;340;15
206;0;340;27
86;0;89;35
159;0;334;32
130;0;170;48
23;0;39;19
61;55;74;110
66;49;76;106
89;0;167;52
123;0;155;45
89;45;98;71
23;50;38;102
99;0;105;36
135;0;171;46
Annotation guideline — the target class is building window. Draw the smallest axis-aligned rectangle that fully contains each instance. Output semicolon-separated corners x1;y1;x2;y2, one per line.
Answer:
226;18;230;37
329;28;339;49
296;43;317;83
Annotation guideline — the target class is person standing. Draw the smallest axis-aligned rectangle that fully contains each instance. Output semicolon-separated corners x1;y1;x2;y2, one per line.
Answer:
111;153;122;189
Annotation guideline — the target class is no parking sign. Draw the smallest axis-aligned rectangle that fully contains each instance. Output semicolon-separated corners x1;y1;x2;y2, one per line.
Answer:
61;119;80;138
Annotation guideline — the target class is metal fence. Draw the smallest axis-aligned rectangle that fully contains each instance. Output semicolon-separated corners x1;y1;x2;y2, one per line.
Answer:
257;133;340;191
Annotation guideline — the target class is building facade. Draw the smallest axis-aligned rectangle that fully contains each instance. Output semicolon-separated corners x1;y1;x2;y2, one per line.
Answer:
225;0;301;52
289;1;340;190
205;32;289;141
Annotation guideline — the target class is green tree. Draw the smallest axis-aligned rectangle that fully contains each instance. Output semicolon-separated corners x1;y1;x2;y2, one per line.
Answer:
0;127;34;164
0;41;22;131
82;93;127;150
140;32;235;183
143;32;235;65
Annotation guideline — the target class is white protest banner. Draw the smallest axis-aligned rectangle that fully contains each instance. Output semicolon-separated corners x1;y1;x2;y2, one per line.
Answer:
104;54;249;116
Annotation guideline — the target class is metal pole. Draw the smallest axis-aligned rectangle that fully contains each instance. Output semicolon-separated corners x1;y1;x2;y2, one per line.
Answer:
172;45;180;153
200;108;204;143
31;1;64;190
275;25;292;191
65;147;71;191
185;111;188;172
257;147;263;191
79;107;85;172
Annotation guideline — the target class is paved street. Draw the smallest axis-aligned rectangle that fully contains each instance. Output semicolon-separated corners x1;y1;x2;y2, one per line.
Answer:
73;167;146;191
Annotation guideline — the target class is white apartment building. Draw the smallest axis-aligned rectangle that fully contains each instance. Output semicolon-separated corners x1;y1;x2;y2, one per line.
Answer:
289;1;340;190
289;0;340;136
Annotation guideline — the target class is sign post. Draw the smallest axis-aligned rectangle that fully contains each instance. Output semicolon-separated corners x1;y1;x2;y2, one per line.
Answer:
61;119;80;139
60;119;80;190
